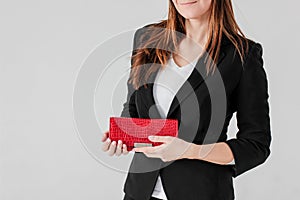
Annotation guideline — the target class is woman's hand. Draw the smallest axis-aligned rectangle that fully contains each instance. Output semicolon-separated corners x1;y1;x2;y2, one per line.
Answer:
101;131;129;156
133;135;196;162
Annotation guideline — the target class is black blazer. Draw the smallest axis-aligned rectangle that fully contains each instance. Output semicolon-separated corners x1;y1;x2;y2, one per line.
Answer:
120;24;271;200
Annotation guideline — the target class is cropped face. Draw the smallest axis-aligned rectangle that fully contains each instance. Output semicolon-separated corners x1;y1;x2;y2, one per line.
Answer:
171;0;212;19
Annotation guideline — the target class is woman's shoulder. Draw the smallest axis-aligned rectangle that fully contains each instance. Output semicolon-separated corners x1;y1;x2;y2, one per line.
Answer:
223;33;262;51
223;33;263;64
134;21;166;37
242;36;263;55
132;22;167;49
140;21;167;30
242;37;263;64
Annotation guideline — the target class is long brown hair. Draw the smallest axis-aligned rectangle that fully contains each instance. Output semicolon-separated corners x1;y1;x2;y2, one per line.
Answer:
129;0;249;90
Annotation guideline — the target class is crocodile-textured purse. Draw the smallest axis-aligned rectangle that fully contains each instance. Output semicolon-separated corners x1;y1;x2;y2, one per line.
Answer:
109;117;178;151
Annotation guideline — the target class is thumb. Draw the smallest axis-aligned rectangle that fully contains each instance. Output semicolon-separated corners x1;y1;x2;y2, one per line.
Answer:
148;135;172;143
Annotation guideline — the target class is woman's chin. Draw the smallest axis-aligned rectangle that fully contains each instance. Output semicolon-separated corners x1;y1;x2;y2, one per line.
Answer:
181;14;203;20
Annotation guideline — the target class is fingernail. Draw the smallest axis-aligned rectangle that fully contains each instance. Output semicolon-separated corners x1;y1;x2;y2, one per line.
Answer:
112;141;116;145
118;140;122;145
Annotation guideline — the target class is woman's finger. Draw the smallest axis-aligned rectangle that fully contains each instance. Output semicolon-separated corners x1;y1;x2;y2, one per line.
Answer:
148;135;174;143
102;137;111;152
122;144;129;155
115;140;122;156
108;141;117;156
101;131;109;142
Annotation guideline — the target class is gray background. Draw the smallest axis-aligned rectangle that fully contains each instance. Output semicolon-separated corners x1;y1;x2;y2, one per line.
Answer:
0;0;299;199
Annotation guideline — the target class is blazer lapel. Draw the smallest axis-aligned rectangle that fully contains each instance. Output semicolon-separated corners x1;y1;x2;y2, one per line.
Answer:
137;35;230;119
166;50;226;118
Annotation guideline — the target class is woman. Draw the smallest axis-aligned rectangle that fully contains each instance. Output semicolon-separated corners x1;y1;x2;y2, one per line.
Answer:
102;0;271;200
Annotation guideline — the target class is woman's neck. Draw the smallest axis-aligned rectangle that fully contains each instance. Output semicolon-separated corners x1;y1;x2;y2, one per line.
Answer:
185;14;210;47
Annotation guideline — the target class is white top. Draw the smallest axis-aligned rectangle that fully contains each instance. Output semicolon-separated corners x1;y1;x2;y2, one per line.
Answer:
151;54;235;199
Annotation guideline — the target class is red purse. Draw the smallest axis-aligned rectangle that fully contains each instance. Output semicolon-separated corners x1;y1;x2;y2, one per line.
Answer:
109;117;178;151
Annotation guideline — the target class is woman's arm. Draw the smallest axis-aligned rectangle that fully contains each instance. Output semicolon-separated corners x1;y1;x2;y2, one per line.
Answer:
224;42;271;177
137;136;235;165
184;142;235;165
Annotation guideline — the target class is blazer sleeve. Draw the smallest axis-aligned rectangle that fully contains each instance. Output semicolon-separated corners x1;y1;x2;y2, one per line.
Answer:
224;42;272;178
120;28;142;118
